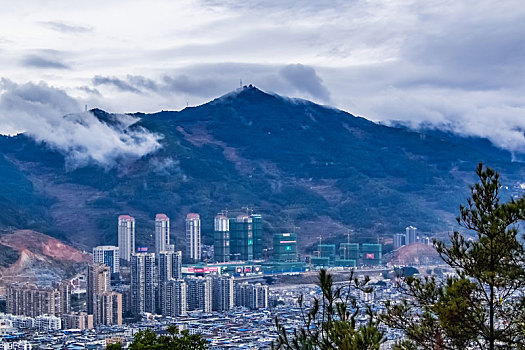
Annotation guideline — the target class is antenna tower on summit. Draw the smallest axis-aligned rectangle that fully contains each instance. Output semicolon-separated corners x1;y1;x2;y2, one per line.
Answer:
240;78;243;88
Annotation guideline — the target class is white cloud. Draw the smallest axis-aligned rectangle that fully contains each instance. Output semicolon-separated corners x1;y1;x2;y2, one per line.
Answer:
0;80;161;168
0;0;523;151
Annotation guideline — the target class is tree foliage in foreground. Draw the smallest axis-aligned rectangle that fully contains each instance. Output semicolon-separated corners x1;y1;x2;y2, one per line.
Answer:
382;163;525;349
273;269;384;350
107;325;208;350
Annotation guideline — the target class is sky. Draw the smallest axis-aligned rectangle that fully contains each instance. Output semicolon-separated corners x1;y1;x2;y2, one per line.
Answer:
0;0;525;158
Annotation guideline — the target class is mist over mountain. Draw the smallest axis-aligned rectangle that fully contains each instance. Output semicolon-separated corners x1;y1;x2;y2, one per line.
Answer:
0;80;161;169
1;85;524;253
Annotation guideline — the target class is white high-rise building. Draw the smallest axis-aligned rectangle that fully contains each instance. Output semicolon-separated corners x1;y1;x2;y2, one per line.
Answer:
118;215;135;262
393;234;405;250
235;282;268;310
87;263;111;318
93;245;120;274
212;275;234;312
131;253;156;315
158;250;182;312
186;213;201;263
164;280;187;317
186;276;212;313
155;214;170;256
405;226;418;245
158;250;182;283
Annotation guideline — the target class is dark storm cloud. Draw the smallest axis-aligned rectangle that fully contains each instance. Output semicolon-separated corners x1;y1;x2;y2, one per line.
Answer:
280;64;331;102
21;55;70;69
40;21;92;33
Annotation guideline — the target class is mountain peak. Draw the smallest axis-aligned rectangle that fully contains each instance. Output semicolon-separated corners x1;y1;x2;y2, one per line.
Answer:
211;84;277;105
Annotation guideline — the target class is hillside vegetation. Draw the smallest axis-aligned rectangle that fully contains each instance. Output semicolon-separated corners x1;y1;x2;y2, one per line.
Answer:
0;86;524;252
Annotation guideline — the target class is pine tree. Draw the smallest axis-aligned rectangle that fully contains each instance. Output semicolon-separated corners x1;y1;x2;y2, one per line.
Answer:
127;325;208;349
273;269;384;350
383;163;525;349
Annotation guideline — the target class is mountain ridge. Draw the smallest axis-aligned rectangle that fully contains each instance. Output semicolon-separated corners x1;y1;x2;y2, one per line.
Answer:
0;86;524;254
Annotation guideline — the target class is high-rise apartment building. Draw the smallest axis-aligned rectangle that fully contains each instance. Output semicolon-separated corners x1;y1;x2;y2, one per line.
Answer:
158;250;182;283
155;214;170;256
235;282;268;310
163;280;187;317
131;252;156;315
58;280;71;316
186;276;212;313
87;263;120;325
118;215;135;263
214;214;230;263
157;250;182;311
95;292;122;326
393;233;406;249
93;245;120;275
186;213;201;263
6;284;65;318
87;263;110;316
230;215;253;261
212;275;234;312
406;226;418;245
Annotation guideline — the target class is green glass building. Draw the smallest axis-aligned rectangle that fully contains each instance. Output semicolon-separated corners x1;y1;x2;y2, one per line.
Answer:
311;256;331;267
318;244;337;264
229;215;253;261
251;214;263;259
339;243;360;260
361;243;382;265
273;232;297;262
214;215;230;262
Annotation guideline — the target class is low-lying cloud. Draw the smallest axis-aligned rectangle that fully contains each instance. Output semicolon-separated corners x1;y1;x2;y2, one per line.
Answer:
22;55;70;69
39;21;92;34
92;75;140;93
0;80;162;168
91;63;332;103
280;64;330;103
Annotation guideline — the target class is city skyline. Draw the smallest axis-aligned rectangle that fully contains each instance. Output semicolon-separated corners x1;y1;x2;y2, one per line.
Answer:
0;1;521;347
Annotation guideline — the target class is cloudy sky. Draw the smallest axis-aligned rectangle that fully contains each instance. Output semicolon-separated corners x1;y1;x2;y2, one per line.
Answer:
1;0;525;153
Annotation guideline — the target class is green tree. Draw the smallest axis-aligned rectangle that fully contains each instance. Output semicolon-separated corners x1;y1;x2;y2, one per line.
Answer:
383;163;525;349
128;325;208;350
273;269;384;349
106;343;123;350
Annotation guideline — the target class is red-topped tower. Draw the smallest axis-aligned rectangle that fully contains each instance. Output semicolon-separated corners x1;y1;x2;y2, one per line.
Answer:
155;213;170;256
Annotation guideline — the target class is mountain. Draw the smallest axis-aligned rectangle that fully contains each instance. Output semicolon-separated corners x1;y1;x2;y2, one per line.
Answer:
0;85;524;253
0;230;89;290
